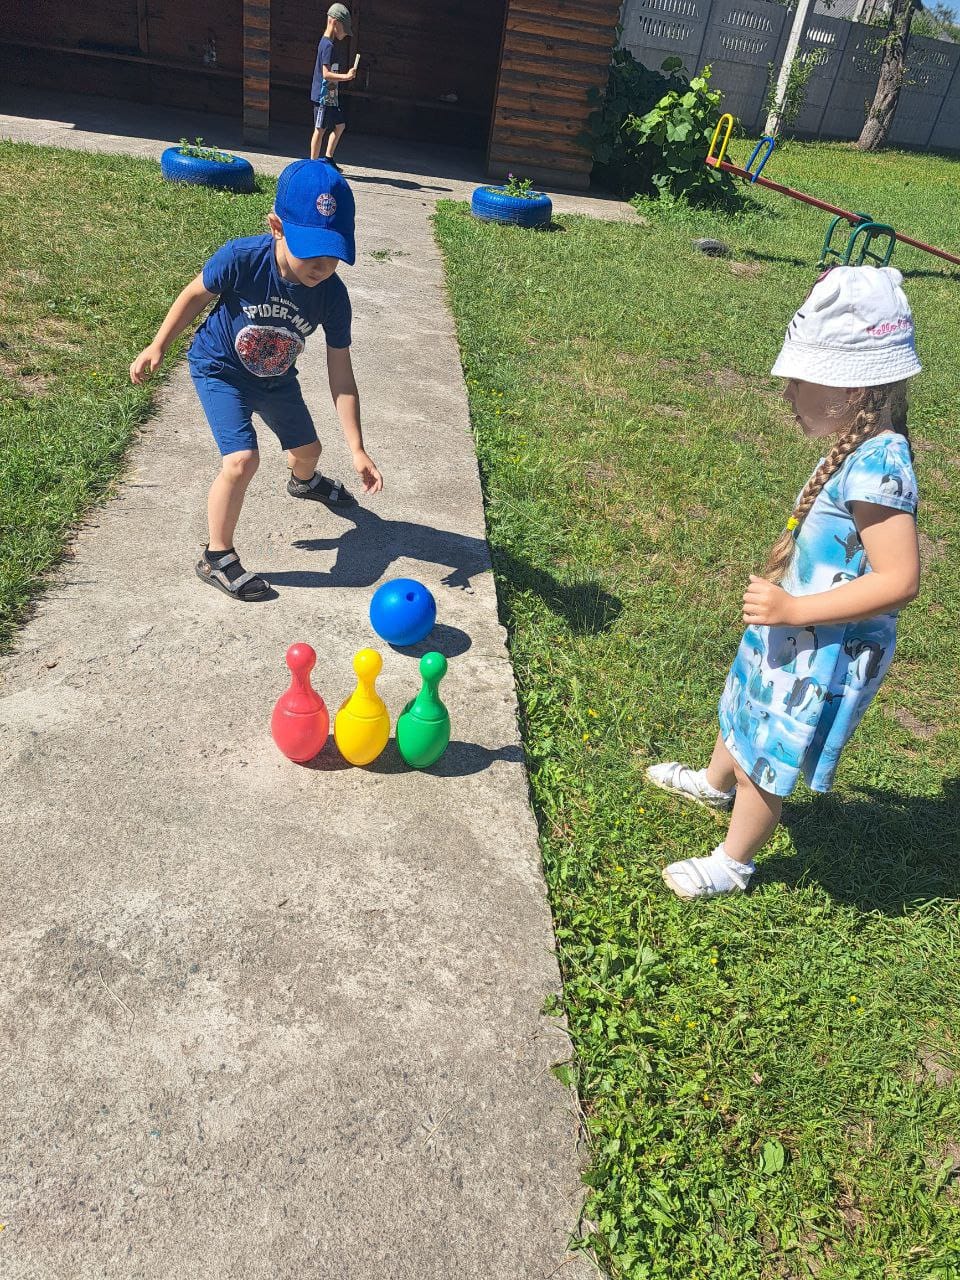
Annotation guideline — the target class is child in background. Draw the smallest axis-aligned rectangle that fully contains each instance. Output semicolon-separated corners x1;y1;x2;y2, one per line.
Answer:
310;4;356;167
646;267;922;898
130;159;381;602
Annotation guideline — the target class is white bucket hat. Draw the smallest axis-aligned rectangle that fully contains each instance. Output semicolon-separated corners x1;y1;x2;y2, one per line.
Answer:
771;265;921;387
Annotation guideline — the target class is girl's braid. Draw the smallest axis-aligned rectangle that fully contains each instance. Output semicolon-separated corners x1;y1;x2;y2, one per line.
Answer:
764;382;908;584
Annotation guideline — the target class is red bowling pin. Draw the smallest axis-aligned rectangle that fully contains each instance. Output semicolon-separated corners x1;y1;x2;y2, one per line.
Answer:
271;643;330;763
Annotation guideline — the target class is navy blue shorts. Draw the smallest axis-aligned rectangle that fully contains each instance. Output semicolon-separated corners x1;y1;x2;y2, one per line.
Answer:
314;103;345;130
189;359;319;457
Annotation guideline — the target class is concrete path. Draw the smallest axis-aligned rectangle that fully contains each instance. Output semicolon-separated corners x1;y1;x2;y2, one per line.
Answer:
0;91;620;1279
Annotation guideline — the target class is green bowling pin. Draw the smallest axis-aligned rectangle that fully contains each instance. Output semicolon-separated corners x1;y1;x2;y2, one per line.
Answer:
396;652;450;769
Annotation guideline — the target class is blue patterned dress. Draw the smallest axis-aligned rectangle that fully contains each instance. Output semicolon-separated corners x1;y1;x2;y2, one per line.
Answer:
718;432;918;796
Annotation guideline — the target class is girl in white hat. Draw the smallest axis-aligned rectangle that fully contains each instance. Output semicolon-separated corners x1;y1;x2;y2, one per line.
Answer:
646;266;923;899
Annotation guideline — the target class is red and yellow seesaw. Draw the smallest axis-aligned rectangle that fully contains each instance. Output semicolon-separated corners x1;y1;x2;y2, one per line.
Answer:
706;113;960;271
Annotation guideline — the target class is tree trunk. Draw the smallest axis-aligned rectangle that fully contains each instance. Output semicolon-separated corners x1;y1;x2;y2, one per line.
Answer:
856;0;918;150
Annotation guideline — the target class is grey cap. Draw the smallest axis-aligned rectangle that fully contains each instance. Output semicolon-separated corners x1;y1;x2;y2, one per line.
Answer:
327;3;352;33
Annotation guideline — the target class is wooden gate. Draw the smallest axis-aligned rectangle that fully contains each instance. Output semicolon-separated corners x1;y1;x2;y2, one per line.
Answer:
487;0;620;188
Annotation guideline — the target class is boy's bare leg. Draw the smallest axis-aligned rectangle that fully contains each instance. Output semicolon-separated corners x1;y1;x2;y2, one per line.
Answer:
309;127;324;161
705;733;738;794
725;764;782;863
288;440;323;482
325;123;346;158
207;450;259;551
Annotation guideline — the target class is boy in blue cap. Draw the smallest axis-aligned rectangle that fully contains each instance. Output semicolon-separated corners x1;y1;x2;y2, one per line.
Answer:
309;4;356;166
130;159;381;601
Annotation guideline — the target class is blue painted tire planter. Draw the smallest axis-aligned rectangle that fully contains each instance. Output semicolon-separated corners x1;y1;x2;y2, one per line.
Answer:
470;185;553;228
160;146;255;194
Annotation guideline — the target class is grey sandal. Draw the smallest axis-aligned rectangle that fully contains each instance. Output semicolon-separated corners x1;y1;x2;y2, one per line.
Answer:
195;549;272;602
287;471;355;505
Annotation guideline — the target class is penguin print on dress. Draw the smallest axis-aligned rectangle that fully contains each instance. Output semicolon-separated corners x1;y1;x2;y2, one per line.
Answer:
769;627;821;677
751;708;771;750
833;528;863;562
717;428;918;798
784;675;824;725
843;637;886;686
747;664;776;705
749;758;777;788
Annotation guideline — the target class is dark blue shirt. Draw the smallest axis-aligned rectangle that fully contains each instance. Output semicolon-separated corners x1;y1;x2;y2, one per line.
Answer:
311;36;339;106
190;235;351;381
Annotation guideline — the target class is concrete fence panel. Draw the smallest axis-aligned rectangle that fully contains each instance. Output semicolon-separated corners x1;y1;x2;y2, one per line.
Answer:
793;16;853;136
620;0;960;152
889;36;960;146
619;0;712;74
700;1;791;130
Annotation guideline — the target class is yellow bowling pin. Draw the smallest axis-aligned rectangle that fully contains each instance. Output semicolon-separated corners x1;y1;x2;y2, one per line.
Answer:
334;648;391;766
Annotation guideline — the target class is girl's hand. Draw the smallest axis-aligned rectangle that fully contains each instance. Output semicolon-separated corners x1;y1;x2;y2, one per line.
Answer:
742;575;797;627
353;449;383;495
130;343;164;384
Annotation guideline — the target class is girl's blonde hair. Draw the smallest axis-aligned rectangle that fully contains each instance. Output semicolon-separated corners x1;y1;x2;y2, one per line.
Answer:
764;380;910;584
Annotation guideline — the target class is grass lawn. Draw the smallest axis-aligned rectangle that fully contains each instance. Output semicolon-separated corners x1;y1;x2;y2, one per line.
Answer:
0;140;276;649
435;140;960;1279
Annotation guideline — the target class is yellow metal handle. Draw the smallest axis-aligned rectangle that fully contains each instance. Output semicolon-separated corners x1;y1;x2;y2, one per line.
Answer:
706;113;734;167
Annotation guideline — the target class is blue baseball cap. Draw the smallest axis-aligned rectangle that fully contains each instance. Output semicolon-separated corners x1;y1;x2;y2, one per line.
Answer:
274;158;356;265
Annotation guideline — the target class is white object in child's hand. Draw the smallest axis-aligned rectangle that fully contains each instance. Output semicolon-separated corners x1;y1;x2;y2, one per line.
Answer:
645;762;735;810
353;53;360;69
662;846;755;900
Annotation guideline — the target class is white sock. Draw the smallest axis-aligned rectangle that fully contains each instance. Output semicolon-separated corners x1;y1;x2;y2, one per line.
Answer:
662;843;755;899
694;768;734;799
713;844;755;884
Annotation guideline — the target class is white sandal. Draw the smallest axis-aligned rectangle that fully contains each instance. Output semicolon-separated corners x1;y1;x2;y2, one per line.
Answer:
646;761;735;811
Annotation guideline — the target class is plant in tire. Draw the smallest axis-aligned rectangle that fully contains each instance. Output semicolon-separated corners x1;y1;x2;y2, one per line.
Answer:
470;181;552;227
176;136;236;164
502;173;535;198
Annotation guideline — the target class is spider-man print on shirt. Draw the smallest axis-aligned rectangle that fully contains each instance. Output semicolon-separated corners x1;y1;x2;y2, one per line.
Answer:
190;236;352;383
235;325;305;377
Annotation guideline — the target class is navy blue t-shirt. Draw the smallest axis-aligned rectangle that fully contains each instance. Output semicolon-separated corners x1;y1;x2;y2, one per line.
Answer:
190;235;351;381
311;36;339;106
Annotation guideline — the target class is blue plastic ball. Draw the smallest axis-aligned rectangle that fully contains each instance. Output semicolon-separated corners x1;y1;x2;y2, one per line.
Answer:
369;578;437;647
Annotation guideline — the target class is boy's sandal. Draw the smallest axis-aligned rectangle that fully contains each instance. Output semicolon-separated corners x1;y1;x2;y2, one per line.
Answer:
195;551;272;602
287;471;355;506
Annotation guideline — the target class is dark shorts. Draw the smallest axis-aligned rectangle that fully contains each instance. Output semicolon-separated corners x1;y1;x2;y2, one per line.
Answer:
313;103;345;130
189;357;318;457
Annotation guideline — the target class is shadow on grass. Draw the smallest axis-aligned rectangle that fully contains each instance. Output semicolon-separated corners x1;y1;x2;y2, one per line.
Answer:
739;248;959;280
491;546;623;635
765;776;960;914
271;503;621;635
741;248;808;268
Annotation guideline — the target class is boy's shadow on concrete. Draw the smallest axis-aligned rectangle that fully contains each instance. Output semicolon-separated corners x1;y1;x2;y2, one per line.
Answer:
349;173;452;193
762;777;960;915
268;503;622;635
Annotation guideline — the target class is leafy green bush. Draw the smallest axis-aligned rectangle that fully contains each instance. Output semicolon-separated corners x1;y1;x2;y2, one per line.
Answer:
585;54;734;206
628;64;735;204
583;49;688;196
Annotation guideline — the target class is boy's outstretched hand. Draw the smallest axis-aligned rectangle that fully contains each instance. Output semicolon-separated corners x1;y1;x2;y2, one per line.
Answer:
353;448;383;495
130;343;164;384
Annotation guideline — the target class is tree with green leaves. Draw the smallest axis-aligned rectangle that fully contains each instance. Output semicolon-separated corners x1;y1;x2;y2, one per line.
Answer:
856;0;920;150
